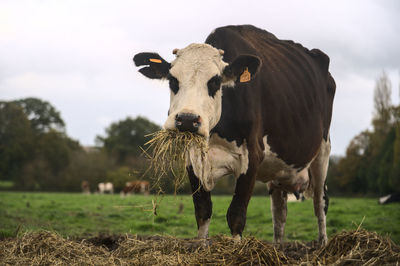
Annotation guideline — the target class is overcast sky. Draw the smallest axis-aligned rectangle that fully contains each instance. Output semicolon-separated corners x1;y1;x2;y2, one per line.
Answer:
1;0;399;156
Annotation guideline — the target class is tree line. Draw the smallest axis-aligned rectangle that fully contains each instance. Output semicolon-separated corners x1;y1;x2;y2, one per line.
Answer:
1;71;399;195
0;98;161;192
327;72;400;196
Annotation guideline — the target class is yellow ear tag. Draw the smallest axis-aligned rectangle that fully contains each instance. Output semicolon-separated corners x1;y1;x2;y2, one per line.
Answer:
149;58;162;63
240;67;251;82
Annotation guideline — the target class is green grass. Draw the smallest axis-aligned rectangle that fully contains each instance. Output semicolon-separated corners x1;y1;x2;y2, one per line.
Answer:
0;181;14;189
0;192;399;244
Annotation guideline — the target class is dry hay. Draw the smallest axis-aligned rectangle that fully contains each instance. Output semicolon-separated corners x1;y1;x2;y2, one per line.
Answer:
143;130;208;192
1;230;399;265
114;235;289;265
311;229;400;265
0;231;112;265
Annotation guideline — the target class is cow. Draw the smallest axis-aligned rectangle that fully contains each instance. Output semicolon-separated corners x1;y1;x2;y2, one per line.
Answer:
379;192;400;204
81;180;90;194
98;182;114;194
120;181;150;196
133;25;335;245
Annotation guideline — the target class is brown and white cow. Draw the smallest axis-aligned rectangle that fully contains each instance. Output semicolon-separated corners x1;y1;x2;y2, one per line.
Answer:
121;180;150;196
133;25;335;245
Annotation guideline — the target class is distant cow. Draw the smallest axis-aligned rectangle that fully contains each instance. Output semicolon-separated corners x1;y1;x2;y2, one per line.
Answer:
98;182;114;194
379;192;400;205
81;181;90;194
121;181;150;196
134;24;335;245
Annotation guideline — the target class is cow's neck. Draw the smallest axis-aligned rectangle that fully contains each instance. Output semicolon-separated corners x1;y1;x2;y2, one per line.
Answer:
187;133;250;191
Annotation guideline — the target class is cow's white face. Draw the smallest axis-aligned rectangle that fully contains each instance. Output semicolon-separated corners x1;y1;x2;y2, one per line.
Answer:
133;43;261;137
164;44;228;137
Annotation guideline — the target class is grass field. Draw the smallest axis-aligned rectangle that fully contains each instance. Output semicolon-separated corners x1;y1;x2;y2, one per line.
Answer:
0;192;399;244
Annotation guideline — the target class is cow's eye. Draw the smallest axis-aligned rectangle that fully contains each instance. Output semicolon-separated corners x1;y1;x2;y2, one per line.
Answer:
207;75;221;97
168;76;179;94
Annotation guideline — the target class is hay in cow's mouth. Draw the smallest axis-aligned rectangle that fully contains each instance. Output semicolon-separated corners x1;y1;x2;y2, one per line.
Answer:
143;129;208;193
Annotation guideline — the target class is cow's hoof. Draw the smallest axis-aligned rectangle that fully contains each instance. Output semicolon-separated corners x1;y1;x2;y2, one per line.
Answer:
232;234;241;244
273;237;284;245
318;236;328;247
191;238;211;249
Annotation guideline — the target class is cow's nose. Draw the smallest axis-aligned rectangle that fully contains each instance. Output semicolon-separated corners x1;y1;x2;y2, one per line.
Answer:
175;113;201;133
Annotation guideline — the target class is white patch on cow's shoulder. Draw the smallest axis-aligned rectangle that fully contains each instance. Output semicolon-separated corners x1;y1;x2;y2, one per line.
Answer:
187;134;249;191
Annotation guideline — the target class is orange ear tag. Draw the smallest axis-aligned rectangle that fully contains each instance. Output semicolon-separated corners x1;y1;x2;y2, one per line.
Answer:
240;67;251;82
149;58;162;63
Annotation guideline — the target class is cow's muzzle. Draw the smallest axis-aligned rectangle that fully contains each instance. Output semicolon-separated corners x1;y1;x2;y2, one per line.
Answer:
175;113;201;133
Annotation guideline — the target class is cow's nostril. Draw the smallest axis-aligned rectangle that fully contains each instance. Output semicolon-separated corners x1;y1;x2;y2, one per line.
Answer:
175;113;201;133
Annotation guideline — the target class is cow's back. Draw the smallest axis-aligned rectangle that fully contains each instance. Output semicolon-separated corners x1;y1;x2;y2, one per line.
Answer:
206;25;335;168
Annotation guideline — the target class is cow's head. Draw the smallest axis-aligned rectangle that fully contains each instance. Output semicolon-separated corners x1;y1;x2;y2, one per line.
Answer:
134;43;261;137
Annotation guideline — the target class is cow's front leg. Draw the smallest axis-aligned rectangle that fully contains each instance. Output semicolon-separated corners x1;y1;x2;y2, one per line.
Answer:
270;188;288;243
226;171;257;239
188;166;212;238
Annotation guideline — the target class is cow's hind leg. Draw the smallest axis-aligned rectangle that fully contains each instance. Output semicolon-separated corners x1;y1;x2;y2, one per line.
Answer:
309;138;331;246
188;166;212;238
270;189;288;243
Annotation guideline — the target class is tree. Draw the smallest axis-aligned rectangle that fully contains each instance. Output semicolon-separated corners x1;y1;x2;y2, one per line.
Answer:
12;97;65;134
389;106;400;192
0;98;83;191
375;127;396;194
368;72;400;194
105;166;136;192
335;131;370;194
62;149;115;192
0;102;34;181
372;71;392;142
97;116;161;163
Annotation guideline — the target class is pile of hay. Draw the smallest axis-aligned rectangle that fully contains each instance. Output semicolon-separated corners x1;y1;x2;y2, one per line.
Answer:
116;235;289;265
0;232;112;265
311;229;400;265
1;230;399;265
143;130;208;192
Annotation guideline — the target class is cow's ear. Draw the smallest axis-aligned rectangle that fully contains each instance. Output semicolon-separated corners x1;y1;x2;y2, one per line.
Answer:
222;55;261;84
133;52;171;79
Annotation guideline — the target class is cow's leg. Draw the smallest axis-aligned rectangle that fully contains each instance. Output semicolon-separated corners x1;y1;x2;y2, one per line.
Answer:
310;138;331;246
270;189;288;243
188;166;212;238
226;170;257;239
